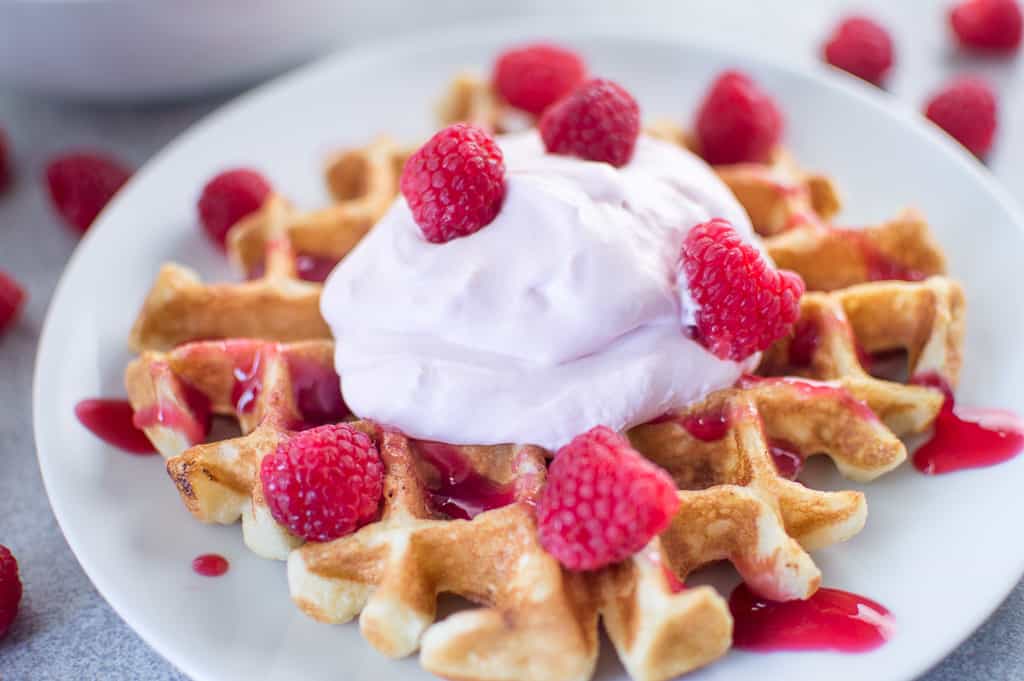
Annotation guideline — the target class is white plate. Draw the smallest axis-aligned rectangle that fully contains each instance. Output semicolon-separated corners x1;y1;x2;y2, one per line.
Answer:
34;22;1024;681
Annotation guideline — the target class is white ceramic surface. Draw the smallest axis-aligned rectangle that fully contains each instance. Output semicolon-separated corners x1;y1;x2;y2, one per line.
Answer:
33;23;1024;681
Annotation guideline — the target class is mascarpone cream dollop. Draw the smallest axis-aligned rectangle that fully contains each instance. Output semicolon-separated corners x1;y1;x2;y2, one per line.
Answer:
321;131;758;449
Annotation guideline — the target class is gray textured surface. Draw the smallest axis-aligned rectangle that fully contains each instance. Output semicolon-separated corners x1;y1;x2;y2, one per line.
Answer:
2;2;1024;680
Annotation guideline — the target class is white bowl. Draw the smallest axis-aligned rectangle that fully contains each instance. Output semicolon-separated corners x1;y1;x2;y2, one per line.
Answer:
0;0;351;99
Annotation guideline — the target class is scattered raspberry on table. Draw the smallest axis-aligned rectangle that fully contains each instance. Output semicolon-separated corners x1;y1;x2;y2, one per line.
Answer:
0;545;22;640
0;127;11;192
950;0;1023;53
45;152;133;234
925;76;998;158
822;15;895;86
0;271;26;336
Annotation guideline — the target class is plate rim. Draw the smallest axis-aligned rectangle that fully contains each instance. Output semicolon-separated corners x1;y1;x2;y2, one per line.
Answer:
32;17;1024;681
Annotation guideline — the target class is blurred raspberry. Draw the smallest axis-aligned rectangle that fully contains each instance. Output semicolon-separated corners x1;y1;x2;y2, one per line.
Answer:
536;426;680;571
0;271;26;336
823;16;895;86
400;123;506;243
680;218;805;361
493;43;587;115
45;152;132;233
951;0;1022;53
925;76;998;157
695;70;784;165
260;423;384;542
0;545;22;640
197;168;272;249
539;78;641;167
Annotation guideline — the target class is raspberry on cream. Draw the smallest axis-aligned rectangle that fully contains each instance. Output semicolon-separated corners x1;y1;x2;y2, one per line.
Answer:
321;130;759;450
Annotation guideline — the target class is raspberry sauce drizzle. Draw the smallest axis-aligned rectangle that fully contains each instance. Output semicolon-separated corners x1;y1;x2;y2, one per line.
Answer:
131;373;212;446
835;227;925;283
75;399;155;454
231;350;262;414
911;373;1024;474
729;583;894;653
287;354;349;429
192;554;229;577
768;440;804;480
412;441;515;520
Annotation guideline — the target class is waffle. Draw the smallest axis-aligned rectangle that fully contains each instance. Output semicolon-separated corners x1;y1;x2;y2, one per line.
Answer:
288;425;827;681
125;338;350;558
128;137;407;352
119;71;970;681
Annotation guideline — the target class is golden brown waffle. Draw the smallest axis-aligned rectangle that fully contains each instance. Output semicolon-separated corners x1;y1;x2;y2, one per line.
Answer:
288;426;826;681
645;119;949;292
128;137;407;352
119;71;971;681
125;338;351;558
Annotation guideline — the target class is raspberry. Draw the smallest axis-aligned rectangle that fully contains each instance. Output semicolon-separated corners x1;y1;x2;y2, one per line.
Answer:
400;123;506;243
822;16;895;86
260;423;384;542
924;77;998;157
493;43;587;115
0;271;26;335
951;0;1023;53
0;545;22;639
680;218;805;361
197;168;272;249
539;78;641;167
0;127;11;192
694;71;784;165
45;152;132;233
536;426;680;571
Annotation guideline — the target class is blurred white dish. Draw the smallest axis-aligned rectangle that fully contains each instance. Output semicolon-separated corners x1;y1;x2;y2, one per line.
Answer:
34;20;1024;681
0;0;349;98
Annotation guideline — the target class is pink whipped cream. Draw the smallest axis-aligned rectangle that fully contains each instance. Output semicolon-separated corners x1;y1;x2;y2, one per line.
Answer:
321;131;758;449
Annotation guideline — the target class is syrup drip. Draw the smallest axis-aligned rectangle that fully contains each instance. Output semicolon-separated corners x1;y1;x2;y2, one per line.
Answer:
681;407;730;441
131;373;212;446
768;440;804;480
729;583;894;653
247;252;340;283
740;375;878;423
912;373;1024;474
836;227;925;283
231;350;262;414
286;355;349;429
412;440;515;520
192;553;229;577
295;253;340;283
75;399;155;454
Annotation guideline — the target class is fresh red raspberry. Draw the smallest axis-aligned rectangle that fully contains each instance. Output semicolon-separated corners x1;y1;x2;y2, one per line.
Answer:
400;123;506;243
924;77;998;157
0;271;26;335
493;43;587;115
197;168;272;249
0;545;22;639
694;71;784;165
0;127;11;192
951;0;1023;53
45;152;132;233
536;426;680;571
680;218;805;361
539;78;641;167
260;423;384;542
822;16;895;86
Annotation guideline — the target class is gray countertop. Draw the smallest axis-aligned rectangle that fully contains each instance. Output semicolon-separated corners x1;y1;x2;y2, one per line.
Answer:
2;2;1024;679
